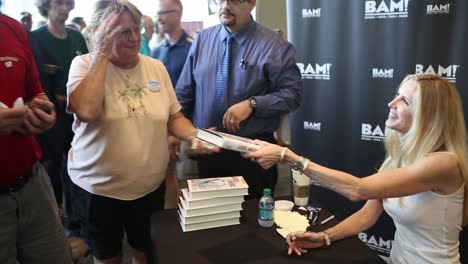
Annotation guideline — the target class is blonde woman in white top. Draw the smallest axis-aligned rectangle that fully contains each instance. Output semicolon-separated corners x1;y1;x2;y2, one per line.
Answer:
66;1;217;263
245;74;468;264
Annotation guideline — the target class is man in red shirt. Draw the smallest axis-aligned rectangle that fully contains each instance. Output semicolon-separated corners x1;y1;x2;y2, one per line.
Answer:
0;2;72;262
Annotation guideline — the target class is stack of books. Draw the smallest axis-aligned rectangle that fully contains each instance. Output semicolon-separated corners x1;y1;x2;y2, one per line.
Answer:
178;176;249;232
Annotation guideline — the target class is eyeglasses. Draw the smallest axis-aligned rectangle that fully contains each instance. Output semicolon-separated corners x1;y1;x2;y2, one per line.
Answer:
119;26;141;39
156;9;177;16
214;0;249;6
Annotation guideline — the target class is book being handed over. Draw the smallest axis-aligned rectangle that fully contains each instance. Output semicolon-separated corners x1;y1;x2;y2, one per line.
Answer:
196;128;260;153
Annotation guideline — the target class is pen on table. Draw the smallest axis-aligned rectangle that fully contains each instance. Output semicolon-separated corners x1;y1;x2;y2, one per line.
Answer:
320;215;335;225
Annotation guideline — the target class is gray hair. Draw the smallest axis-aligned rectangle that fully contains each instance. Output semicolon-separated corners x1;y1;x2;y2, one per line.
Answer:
89;0;142;29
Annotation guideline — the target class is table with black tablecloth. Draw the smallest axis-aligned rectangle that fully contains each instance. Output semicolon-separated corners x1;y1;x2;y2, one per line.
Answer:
150;198;385;264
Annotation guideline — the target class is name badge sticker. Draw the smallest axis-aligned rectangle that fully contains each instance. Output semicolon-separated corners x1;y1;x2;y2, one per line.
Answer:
148;80;160;92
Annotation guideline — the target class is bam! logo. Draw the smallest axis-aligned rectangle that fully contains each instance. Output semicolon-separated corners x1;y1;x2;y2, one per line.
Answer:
297;63;332;80
359;232;393;255
427;4;450;15
304;121;321;131
372;68;394;78
361;123;387;142
415;64;460;83
302;8;321;18
364;0;409;19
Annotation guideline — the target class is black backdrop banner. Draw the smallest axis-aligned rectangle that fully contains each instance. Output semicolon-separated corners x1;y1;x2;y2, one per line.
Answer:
287;0;468;261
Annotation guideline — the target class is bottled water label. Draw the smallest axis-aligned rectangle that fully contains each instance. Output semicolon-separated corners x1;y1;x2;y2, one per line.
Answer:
258;189;275;227
259;208;274;221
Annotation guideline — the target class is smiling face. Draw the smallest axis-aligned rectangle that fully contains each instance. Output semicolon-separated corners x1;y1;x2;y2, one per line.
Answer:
156;0;181;34
385;79;419;134
111;11;141;64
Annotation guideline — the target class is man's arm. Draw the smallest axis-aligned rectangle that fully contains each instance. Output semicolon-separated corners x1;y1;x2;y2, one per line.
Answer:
254;43;303;118
175;36;200;119
223;41;303;132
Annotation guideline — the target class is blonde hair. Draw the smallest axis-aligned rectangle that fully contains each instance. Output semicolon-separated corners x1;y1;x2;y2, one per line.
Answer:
380;74;468;226
89;0;142;29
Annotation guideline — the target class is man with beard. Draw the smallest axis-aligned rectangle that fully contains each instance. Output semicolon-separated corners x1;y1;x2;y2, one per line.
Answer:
29;0;89;261
176;0;302;198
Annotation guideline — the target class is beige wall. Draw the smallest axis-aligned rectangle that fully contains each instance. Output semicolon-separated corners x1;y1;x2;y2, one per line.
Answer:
255;0;287;39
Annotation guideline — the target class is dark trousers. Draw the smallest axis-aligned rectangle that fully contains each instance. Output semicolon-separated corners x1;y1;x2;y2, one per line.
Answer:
151;180;166;212
37;101;82;236
197;133;278;199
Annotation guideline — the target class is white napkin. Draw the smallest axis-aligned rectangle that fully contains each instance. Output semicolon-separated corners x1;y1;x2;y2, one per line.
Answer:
274;210;309;238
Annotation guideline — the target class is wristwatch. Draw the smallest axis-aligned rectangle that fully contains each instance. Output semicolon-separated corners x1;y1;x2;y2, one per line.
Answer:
248;97;257;114
291;156;310;172
319;231;331;247
291;156;306;172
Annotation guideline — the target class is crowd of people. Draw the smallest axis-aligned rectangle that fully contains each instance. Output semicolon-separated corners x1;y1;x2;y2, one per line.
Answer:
1;0;467;263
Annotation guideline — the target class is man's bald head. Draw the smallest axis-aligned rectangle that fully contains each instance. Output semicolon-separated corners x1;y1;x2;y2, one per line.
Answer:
156;0;183;35
158;0;182;13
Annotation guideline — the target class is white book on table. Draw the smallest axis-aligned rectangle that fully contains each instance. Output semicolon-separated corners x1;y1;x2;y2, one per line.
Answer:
178;210;241;225
187;176;249;200
178;202;243;217
180;188;245;209
179;217;240;232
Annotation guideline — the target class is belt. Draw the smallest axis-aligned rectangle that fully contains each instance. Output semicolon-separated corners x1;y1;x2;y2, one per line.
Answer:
0;170;34;194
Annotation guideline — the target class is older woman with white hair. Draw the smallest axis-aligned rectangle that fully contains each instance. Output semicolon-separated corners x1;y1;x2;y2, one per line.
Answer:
66;1;218;263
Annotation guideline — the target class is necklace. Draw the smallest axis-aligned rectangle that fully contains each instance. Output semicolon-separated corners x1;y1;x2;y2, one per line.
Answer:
113;66;132;88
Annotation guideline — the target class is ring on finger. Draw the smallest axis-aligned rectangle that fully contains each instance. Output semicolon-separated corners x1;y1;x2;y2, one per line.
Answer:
230;119;235;124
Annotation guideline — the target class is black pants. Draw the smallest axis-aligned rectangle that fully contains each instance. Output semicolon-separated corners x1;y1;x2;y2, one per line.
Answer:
197;133;278;199
36;101;82;235
80;188;158;260
36;100;74;205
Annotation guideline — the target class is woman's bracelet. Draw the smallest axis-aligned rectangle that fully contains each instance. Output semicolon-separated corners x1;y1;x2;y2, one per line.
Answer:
301;158;310;173
279;147;288;164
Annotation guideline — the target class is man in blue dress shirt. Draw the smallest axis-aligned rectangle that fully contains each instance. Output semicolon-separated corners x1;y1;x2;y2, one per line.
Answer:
176;0;302;198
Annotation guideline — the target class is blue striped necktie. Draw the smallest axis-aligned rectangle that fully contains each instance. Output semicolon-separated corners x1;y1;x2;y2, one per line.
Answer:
213;35;233;128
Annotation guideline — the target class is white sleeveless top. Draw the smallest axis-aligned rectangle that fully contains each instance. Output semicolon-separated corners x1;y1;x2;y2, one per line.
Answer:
383;184;464;264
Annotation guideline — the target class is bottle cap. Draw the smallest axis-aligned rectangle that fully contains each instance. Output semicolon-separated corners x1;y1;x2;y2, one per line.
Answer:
263;188;271;195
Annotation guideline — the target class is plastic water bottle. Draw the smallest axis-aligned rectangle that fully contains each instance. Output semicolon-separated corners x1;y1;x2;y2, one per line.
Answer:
258;188;275;227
